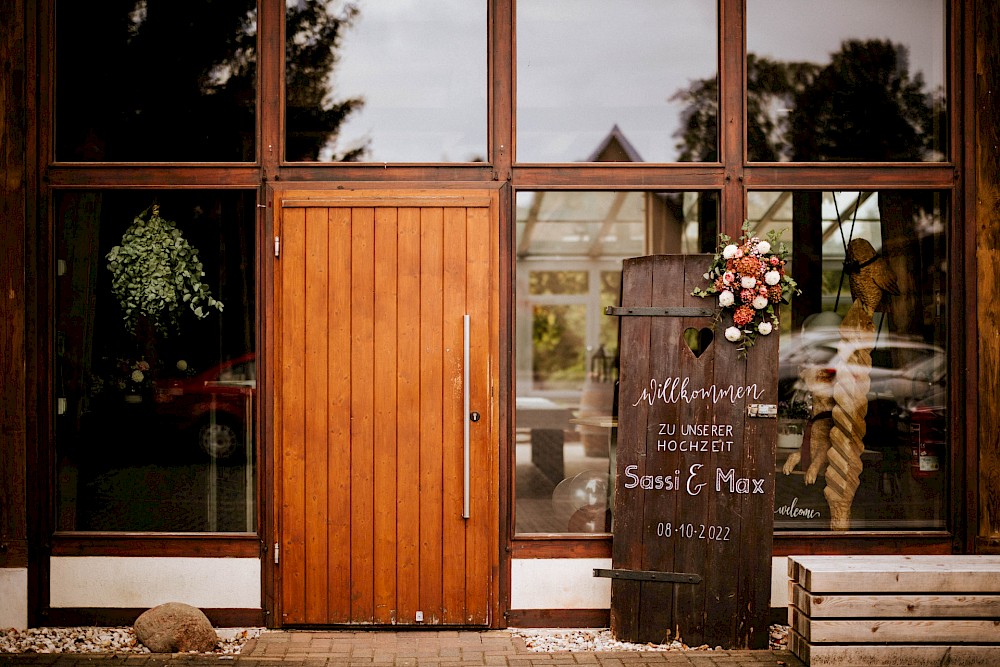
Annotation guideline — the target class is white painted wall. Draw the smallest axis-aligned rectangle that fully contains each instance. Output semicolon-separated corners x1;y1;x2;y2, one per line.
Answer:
510;557;789;611
0;568;28;630
44;555;787;617
771;556;789;608
511;558;612;609
49;557;261;609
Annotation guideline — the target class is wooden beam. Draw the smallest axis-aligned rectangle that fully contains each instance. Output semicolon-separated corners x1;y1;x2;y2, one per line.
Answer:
0;0;28;565
976;0;1000;543
790;631;1000;667
792;583;1000;618
789;555;1000;593
792;607;1000;644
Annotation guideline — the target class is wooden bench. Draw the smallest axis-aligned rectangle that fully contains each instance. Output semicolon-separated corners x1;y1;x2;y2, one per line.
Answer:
787;555;1000;666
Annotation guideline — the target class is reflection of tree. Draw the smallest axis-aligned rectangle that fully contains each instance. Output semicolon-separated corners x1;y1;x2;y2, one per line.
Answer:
529;271;587;386
672;40;944;163
671;75;717;162
672;54;818;162
56;0;365;162
57;0;258;160
532;305;586;387
285;0;369;161
746;56;819;162
789;40;942;161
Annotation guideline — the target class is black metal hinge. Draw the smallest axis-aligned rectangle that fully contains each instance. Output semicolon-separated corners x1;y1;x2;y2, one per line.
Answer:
593;568;702;584
605;306;715;317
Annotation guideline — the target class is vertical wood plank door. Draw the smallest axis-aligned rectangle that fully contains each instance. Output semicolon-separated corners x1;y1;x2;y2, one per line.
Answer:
274;189;500;627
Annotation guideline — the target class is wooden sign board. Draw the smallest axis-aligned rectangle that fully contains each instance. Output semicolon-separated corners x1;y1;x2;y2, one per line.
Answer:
608;254;777;649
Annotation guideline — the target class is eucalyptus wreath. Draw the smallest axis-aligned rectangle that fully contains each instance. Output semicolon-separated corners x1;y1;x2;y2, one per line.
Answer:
106;205;224;336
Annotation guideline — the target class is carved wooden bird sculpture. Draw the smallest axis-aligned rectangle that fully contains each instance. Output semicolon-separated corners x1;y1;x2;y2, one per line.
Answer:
844;238;899;314
824;238;900;530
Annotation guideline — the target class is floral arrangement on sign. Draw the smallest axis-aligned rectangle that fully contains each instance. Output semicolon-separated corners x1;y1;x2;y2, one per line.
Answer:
692;221;799;353
106;204;224;336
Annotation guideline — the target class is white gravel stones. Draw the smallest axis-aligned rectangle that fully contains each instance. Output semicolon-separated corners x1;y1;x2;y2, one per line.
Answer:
508;625;791;652
509;628;708;652
0;625;789;654
0;627;263;654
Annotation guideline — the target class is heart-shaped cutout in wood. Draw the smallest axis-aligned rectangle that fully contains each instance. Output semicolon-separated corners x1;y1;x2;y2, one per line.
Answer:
683;327;714;358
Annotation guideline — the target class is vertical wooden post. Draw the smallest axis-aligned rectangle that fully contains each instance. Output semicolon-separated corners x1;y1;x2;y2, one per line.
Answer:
609;255;777;649
977;0;1000;542
0;0;29;580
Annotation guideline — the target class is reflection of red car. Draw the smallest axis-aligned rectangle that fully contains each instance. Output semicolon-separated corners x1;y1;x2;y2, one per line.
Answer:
154;353;256;459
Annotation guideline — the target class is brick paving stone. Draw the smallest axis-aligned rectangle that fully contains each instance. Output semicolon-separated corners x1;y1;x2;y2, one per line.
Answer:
590;659;624;667
609;656;659;663
504;658;536;667
0;631;805;667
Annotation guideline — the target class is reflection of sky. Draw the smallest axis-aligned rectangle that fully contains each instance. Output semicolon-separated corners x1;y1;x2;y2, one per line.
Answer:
747;0;945;92
318;0;945;164
748;192;887;258
326;0;487;162
516;0;717;163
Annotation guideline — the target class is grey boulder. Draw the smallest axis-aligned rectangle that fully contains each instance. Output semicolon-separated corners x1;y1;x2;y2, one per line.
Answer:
133;602;219;653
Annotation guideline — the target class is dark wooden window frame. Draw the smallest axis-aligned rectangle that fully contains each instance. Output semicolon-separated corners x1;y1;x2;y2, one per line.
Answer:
30;0;974;617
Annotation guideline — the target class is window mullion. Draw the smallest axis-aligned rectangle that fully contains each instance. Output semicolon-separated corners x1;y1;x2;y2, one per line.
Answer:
719;0;746;236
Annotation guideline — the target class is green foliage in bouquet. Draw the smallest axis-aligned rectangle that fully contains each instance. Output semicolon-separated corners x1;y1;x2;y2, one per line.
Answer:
106;205;223;336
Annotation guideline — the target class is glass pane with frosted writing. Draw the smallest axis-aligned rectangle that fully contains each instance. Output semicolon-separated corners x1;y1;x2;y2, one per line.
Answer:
747;190;948;530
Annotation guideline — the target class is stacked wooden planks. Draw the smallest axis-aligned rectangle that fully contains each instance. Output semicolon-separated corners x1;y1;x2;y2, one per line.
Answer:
787;555;1000;666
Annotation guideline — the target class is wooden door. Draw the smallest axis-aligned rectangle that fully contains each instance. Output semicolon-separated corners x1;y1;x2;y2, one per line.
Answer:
610;254;776;648
273;189;499;626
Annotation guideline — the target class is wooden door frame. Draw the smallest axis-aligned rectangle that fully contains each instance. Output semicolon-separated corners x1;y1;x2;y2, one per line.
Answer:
261;183;510;628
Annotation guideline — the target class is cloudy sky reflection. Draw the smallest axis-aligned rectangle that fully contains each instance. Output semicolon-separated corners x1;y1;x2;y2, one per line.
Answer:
317;0;945;164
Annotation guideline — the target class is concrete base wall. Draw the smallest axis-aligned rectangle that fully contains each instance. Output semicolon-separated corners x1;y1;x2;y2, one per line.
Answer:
510;558;612;609
49;557;261;609
27;555;784;623
0;568;28;629
509;557;789;610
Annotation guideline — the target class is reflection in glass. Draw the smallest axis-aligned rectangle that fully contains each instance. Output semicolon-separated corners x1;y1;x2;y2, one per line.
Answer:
745;0;946;162
285;0;487;162
55;191;256;531
514;191;717;534
55;0;256;162
517;1;717;163
748;191;947;530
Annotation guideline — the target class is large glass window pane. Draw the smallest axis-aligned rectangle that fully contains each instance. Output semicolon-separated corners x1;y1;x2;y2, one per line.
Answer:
748;191;947;530
746;0;947;162
55;191;256;532
515;190;717;534
55;0;257;162
517;1;718;163
285;0;487;162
